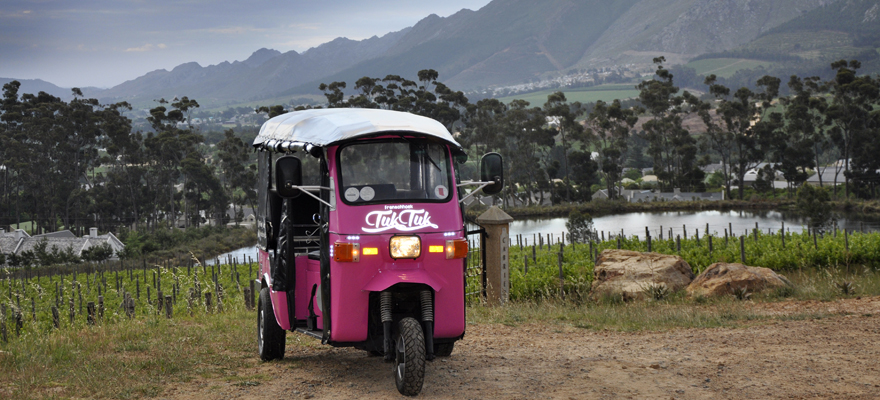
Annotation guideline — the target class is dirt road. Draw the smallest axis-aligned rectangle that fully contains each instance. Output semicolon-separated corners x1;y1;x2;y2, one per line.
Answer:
168;297;880;399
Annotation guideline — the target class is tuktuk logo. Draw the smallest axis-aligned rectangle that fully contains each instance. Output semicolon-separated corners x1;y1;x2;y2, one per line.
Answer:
363;207;438;233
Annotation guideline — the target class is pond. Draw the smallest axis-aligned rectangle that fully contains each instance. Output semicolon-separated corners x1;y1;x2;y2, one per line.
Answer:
510;209;880;240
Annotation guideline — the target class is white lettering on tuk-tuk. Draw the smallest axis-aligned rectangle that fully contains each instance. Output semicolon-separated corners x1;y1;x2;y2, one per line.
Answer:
363;209;438;233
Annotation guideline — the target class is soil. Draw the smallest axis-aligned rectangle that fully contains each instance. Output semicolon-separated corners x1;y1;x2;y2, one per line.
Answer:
168;297;880;399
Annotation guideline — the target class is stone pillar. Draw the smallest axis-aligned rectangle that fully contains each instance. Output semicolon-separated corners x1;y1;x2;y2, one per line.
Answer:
476;206;513;306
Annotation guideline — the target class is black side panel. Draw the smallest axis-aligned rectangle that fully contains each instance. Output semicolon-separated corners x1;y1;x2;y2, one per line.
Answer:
320;155;332;344
267;190;282;250
257;152;270;251
272;199;292;292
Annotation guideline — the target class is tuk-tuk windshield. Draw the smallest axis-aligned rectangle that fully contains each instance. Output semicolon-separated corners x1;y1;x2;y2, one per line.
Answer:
338;139;452;204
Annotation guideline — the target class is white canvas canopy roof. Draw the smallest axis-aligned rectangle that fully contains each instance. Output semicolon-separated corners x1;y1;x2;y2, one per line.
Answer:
253;108;462;153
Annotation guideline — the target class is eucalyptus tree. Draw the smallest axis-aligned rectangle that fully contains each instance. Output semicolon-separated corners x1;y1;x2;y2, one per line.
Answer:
587;99;639;200
543;92;586;202
0;81;25;228
217;129;256;223
255;105;287;118
779;76;830;189
702;75;780;199
144;98;203;228
825;60;880;198
638;58;704;192
18;91;68;232
503;100;555;206
319;81;347;107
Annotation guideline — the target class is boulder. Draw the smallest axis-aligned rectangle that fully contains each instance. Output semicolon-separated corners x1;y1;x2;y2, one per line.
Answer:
686;262;792;298
591;249;695;301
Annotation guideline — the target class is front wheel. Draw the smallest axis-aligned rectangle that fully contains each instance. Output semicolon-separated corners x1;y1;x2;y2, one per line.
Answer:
258;287;286;361
394;317;426;396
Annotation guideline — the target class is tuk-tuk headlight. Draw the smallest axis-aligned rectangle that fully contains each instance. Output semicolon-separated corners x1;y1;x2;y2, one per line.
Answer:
390;236;421;259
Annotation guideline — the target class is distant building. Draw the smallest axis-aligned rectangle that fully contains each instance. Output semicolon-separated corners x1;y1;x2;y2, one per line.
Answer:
0;227;125;265
594;188;724;202
806;167;846;187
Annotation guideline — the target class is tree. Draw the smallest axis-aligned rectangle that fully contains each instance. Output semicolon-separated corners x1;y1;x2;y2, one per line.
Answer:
825;60;880;198
82;243;114;262
702;74;779;199
256;105;287;118
217;129;256;224
796;184;831;231
638;58;704;192
587;99;639;200
144;98;203;228
565;210;597;243
319;81;347;107
776;76;828;190
543;92;586;202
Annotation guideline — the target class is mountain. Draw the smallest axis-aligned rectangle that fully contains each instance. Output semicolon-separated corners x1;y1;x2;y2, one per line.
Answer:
94;28;410;107
727;0;880;61
291;0;837;94
578;0;839;67
682;0;880;88
0;78;96;100
19;0;867;108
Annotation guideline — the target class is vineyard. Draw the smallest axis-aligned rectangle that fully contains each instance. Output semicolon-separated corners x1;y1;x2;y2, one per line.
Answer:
0;255;256;344
505;226;880;301
3;225;880;342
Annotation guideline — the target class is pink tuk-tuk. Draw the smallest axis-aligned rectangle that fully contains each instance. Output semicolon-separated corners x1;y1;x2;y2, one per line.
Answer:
253;108;503;395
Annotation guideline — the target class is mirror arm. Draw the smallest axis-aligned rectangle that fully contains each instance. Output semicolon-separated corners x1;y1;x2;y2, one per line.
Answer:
456;180;495;188
458;181;494;204
287;185;333;208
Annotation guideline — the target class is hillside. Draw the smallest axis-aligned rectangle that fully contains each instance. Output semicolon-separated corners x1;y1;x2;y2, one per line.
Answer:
689;0;880;84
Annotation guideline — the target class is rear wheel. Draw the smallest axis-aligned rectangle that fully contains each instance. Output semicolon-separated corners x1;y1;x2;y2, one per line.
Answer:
258;287;286;361
394;317;426;396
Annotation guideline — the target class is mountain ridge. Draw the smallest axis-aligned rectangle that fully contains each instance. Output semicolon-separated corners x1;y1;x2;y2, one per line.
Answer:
8;0;877;108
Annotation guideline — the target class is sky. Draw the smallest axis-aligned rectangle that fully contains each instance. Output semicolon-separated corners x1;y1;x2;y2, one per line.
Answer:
0;0;493;89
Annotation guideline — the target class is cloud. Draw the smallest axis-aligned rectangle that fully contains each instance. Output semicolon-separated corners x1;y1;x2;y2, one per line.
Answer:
203;26;267;35
287;23;320;30
0;9;34;18
124;43;167;52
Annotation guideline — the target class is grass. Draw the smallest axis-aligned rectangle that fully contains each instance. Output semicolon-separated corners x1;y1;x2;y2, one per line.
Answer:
0;303;254;399
495;84;640;106
469;267;880;332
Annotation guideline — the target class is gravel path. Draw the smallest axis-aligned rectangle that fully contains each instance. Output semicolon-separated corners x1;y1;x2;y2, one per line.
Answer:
168;297;880;399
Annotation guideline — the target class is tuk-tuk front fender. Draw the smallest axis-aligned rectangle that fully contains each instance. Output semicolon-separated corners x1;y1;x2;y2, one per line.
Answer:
361;269;444;293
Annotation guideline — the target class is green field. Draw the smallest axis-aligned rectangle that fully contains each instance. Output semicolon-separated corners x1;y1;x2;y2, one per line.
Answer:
686;58;777;78
495;84;640;106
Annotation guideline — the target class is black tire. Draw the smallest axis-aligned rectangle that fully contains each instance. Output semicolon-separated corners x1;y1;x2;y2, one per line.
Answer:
434;342;454;357
258;287;286;361
394;317;426;396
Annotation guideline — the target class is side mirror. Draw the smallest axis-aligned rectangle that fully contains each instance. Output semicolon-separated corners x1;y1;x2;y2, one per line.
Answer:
275;156;302;198
480;152;504;195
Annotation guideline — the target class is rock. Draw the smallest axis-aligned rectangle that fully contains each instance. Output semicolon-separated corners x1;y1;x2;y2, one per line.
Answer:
686;262;792;298
591;250;695;301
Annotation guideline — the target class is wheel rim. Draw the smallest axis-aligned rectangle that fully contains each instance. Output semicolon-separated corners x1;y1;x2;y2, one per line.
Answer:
395;334;406;380
258;305;265;353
